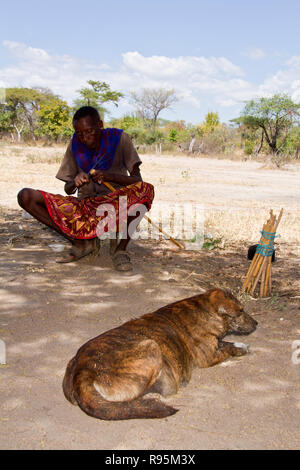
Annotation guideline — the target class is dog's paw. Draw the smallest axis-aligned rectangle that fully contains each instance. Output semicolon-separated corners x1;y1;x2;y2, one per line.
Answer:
233;342;249;355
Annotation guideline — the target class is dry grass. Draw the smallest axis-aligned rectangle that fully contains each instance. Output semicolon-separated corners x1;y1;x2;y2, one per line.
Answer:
1;142;299;249
205;208;299;247
25;152;63;164
0;143;64;164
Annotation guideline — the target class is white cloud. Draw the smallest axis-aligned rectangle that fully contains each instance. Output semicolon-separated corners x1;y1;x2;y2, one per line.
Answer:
3;40;51;62
286;56;300;68
1;41;300;122
0;40;110;103
123;51;244;79
244;47;266;60
121;51;253;109
0;41;251;114
258;56;300;102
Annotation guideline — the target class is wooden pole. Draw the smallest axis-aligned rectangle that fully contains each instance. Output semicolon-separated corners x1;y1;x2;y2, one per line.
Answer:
242;208;283;297
262;208;283;295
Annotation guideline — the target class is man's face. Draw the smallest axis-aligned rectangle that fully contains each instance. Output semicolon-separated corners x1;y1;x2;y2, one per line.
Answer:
74;115;103;150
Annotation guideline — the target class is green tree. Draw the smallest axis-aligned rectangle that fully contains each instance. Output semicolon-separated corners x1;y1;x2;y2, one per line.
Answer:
282;126;300;158
110;115;142;134
1;87;57;142
234;94;300;154
108;114;148;145
203;111;220;133
36;98;73;141
162;120;195;145
144;129;165;145
168;129;178;142
0;107;15;138
74;80;124;119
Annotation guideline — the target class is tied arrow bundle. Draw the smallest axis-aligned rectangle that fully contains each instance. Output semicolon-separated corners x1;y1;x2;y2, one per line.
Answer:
242;208;283;297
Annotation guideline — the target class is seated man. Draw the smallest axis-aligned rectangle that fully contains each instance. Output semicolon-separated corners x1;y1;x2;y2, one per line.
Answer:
17;106;154;272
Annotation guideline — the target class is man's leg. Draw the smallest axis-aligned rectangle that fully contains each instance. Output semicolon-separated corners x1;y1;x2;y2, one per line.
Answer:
116;214;139;251
17;188;97;257
111;206;147;272
18;188;70;239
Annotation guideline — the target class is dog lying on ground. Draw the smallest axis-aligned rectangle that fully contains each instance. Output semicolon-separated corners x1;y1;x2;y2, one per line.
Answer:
63;288;257;420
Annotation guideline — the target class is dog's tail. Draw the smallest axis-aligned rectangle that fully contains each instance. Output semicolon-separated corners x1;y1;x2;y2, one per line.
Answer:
72;370;178;420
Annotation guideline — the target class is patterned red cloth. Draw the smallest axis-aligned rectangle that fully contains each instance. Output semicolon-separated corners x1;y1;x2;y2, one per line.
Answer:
40;182;154;240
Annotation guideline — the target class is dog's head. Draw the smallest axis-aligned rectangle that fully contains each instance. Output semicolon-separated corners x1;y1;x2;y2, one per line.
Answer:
207;288;257;336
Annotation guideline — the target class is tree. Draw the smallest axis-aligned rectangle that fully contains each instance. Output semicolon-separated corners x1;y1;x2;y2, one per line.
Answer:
234;94;300;154
1;87;57;142
109;114;147;147
168;129;178;142
36;98;73;141
130;88;178;129
164;120;193;144
0;107;15;139
282;125;300;158
110;115;142;134
202;111;220;133
74;80;124;118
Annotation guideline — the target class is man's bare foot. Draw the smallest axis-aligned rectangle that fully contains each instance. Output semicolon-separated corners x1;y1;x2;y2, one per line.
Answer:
56;239;100;263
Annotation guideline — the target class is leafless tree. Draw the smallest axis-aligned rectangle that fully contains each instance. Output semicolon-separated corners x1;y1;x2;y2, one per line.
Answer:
130;88;178;128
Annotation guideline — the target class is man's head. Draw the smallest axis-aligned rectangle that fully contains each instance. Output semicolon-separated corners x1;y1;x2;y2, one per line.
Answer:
73;106;103;150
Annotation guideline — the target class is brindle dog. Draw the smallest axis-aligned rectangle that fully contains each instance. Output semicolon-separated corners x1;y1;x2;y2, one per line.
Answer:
63;288;257;420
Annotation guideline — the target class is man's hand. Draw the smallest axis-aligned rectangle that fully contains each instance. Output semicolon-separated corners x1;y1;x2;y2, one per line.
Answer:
90;169;113;185
90;164;142;186
74;171;90;187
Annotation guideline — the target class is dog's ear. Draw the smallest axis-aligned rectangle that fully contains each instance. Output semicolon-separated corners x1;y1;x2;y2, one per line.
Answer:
218;302;239;317
218;305;228;315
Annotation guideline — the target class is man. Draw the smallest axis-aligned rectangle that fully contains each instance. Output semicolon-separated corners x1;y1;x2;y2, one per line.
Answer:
17;106;154;272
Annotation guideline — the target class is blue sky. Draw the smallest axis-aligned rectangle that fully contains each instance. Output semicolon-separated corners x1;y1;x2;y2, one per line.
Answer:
1;0;299;123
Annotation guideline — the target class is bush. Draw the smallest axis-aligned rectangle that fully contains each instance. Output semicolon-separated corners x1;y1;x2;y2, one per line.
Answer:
244;140;255;155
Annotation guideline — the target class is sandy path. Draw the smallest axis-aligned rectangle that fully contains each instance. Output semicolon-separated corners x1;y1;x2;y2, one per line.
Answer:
0;146;300;450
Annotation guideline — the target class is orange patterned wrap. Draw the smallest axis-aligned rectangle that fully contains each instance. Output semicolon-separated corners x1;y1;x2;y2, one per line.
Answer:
39;182;154;240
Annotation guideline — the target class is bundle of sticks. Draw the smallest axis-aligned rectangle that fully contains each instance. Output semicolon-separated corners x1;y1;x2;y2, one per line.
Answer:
242;208;283;297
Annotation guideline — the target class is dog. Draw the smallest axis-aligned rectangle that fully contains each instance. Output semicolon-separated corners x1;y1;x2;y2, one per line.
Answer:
63;288;257;420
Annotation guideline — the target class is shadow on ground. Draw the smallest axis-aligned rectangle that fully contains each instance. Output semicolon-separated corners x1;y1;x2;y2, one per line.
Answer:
0;209;299;450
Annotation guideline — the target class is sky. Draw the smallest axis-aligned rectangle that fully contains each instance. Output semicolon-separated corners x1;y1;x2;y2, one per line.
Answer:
0;0;300;124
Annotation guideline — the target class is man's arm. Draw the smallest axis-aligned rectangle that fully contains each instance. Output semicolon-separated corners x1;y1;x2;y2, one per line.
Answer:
57;141;78;194
90;163;142;186
64;171;90;194
64;181;77;195
64;164;142;194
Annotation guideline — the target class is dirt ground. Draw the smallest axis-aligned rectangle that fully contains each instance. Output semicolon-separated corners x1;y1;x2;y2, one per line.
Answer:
0;145;300;450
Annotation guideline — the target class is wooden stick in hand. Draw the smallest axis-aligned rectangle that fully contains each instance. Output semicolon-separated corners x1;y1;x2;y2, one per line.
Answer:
89;170;185;251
